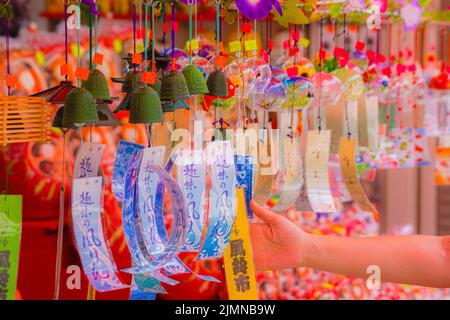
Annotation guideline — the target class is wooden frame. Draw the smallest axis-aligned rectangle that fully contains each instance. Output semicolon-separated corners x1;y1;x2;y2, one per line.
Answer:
0;96;51;146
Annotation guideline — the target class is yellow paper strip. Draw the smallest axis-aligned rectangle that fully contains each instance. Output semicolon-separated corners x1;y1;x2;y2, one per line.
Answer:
244;40;257;52
339;137;378;216
229;41;242;53
224;189;259;300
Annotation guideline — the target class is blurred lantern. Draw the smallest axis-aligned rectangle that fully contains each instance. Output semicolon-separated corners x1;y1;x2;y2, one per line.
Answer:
283;76;315;110
332;68;364;101
223;60;255;99
312;72;343;106
253;79;286;112
246;57;272;93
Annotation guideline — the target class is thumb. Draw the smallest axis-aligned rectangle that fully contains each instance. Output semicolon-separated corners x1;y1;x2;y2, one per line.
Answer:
250;200;280;226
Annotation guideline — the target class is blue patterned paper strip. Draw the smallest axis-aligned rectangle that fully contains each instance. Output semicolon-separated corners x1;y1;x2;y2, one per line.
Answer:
112;140;144;202
197;141;236;260
234;155;253;219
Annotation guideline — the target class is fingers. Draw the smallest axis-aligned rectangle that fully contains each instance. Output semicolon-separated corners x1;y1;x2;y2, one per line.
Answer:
250;200;280;226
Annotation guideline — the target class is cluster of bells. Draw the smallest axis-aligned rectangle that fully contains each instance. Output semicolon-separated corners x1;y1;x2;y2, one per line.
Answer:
32;53;231;130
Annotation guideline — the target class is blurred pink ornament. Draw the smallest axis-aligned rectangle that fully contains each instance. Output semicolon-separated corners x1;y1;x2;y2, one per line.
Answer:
400;1;423;31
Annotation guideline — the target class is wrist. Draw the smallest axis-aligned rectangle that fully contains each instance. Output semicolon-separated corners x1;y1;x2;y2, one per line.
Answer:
299;231;316;268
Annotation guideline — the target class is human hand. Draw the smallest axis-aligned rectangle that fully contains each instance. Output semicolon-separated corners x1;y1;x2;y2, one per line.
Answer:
249;200;307;272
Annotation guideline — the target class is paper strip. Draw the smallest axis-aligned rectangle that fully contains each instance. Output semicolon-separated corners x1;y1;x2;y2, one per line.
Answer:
73;143;105;179
365;95;379;150
305;130;336;213
223;189;258;300
0;195;22;300
137;147;166;255
234;155;253;219
176;150;207;251
272;137;302;212
72;177;127;292
339;137;378;215
197;141;237;259
252;128;277;206
112;140;144;202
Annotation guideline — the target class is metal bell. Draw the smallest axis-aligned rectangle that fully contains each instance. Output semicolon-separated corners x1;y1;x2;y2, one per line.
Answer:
206;70;229;97
82;69;117;102
160;70;190;102
95;104;122;127
62;88;99;126
129;86;163;124
182;65;209;95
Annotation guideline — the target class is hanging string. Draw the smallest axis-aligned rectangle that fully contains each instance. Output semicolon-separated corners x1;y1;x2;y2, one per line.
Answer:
342;13;351;139
53;129;67;300
171;2;176;62
93;13;98;68
64;0;69;81
54;1;71;300
151;1;156;69
76;0;81;88
89;10;93;70
317;16;324;132
214;0;220;129
144;1;149;72
188;2;193;65
133;0;137;62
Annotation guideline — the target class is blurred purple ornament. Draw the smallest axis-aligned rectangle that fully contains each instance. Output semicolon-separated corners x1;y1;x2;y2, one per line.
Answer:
235;0;282;20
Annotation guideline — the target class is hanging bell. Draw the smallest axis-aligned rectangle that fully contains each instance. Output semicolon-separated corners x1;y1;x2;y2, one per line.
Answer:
121;70;143;93
82;69;117;102
95;104;122;127
31;81;76;105
113;71;143;113
160;70;190;102
151;78;161;96
182;65;209;95
52;107;77;129
129;87;163;124
63;88;98;126
206;70;229;97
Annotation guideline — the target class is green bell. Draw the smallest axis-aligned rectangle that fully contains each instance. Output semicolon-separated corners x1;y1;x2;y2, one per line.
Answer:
151;78;161;96
52;107;77;130
113;71;143;113
182;65;209;95
82;69;115;102
95;103;122;127
63;88;98;126
206;70;228;97
129;87;163;124
160;70;190;102
121;71;143;93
